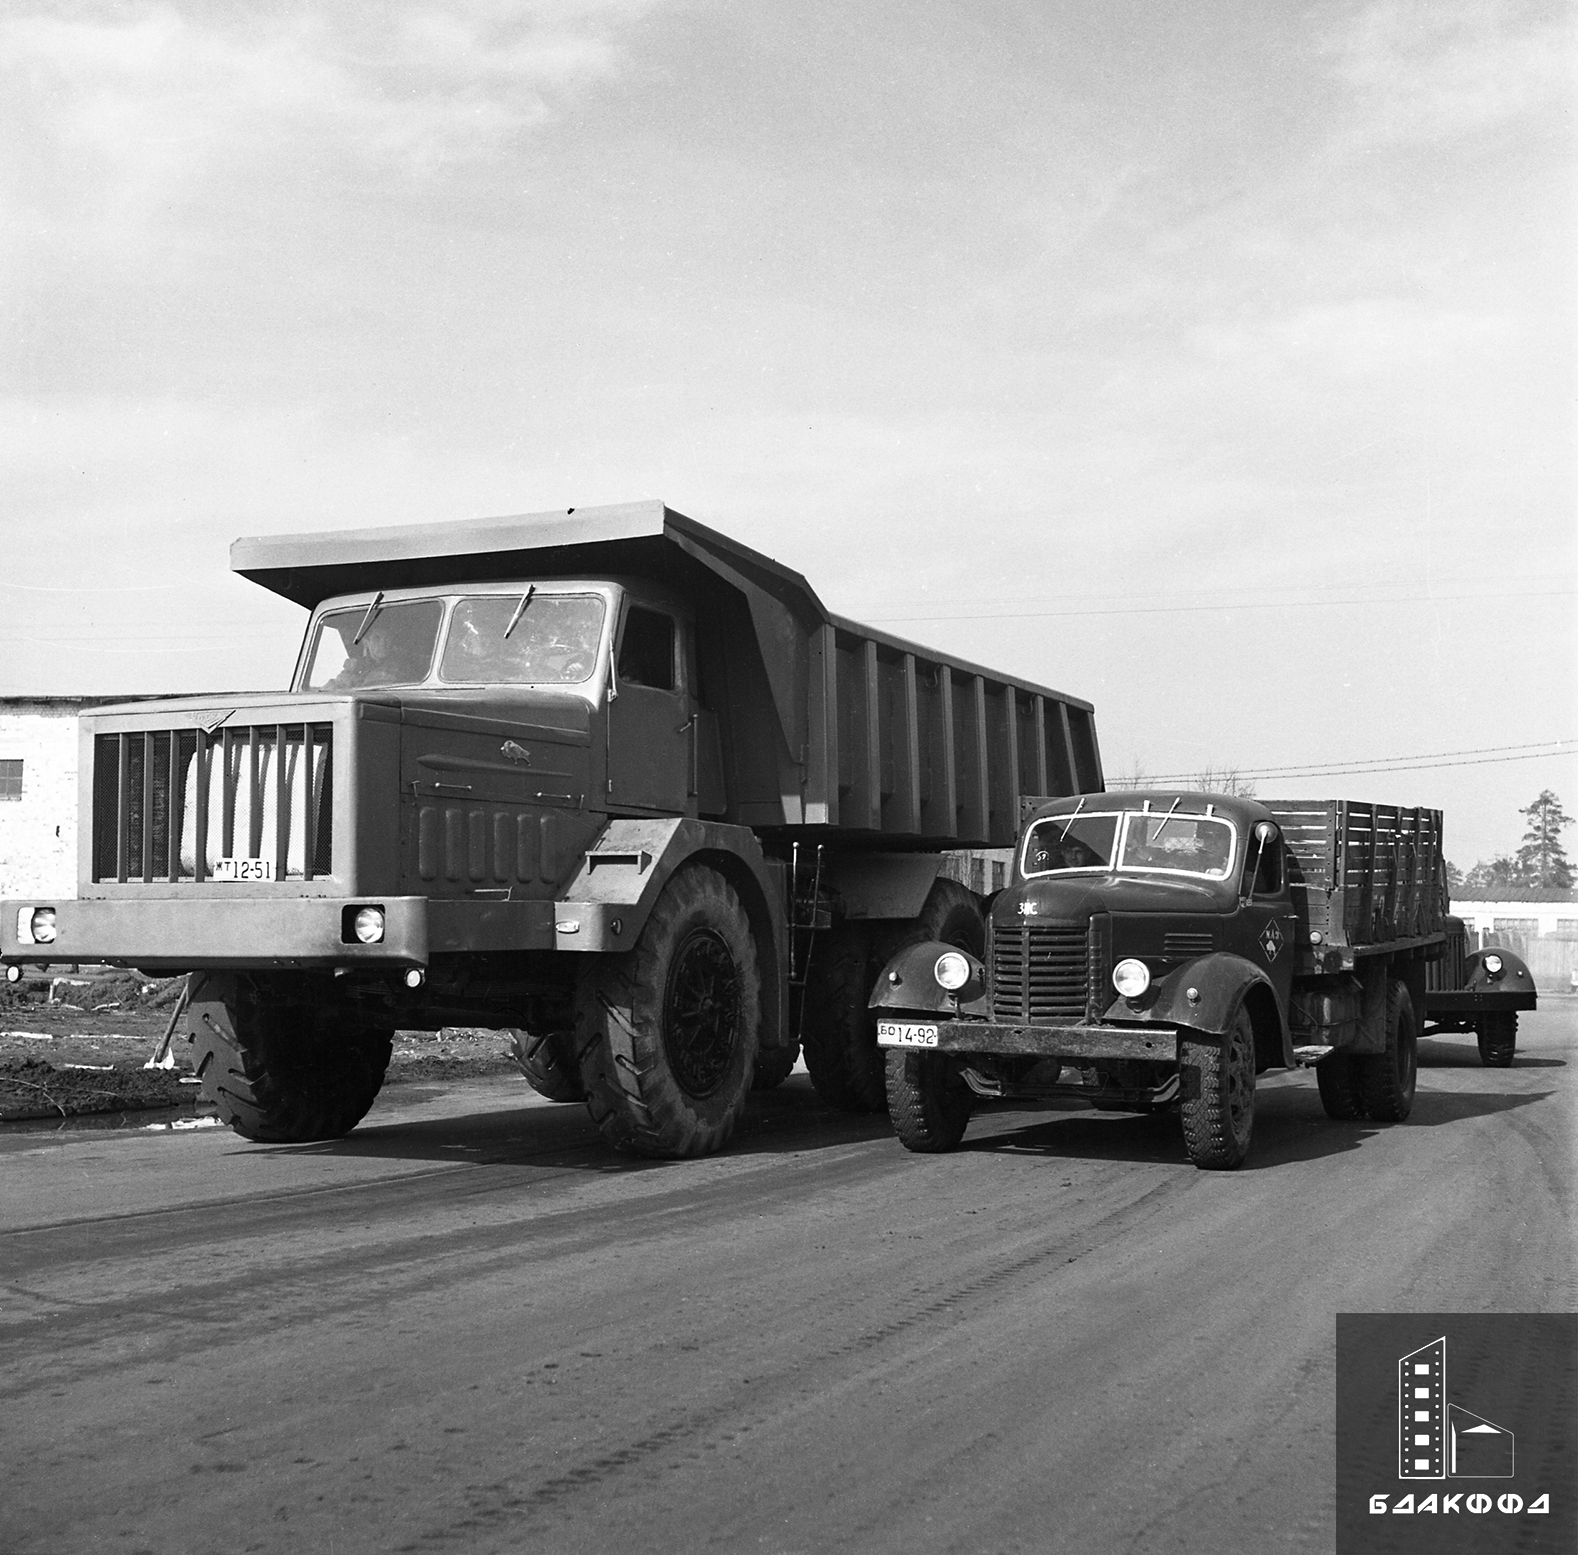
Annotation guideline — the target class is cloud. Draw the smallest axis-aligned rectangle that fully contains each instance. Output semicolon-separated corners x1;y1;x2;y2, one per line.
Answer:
1322;0;1570;151
0;0;658;194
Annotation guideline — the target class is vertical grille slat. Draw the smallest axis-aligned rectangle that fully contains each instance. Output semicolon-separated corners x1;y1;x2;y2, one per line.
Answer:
991;924;1089;1019
92;722;334;884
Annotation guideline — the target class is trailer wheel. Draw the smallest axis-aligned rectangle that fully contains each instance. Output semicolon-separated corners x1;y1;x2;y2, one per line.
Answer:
573;864;760;1158
803;878;985;1115
751;1041;800;1091
187;972;393;1143
1179;1007;1255;1170
1358;978;1417;1122
1315;1053;1366;1120
1475;1012;1517;1068
508;1028;584;1102
885;1049;972;1152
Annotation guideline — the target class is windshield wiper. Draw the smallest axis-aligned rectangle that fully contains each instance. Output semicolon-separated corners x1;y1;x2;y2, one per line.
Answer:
1056;795;1087;842
503;585;536;641
1152;796;1182;839
351;591;385;646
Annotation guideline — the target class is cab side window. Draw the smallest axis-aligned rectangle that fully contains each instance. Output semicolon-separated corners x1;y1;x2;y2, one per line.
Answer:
617;606;676;691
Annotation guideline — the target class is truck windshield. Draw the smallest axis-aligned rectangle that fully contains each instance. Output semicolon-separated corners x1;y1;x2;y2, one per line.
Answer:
1022;811;1237;880
438;594;606;685
303;600;444;690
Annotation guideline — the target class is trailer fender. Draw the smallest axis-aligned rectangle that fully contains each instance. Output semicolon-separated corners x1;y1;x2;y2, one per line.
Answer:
551;816;788;1056
868;939;985;1014
1112;955;1294;1071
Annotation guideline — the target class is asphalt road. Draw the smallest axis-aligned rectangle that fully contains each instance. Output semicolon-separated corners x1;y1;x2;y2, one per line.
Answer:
3;1003;1574;1555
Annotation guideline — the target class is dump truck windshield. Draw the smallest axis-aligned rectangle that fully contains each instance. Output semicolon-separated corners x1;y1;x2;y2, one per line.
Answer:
303;600;444;690
1022;811;1237;880
438;594;606;685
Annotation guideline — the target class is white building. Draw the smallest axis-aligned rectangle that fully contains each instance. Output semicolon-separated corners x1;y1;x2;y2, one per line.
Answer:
1452;886;1578;986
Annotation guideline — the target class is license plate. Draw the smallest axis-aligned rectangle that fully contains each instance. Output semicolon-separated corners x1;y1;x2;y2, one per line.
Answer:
877;1021;940;1048
210;857;274;882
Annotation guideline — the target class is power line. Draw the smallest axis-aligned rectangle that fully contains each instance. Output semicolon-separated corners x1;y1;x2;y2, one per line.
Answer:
1138;741;1576;783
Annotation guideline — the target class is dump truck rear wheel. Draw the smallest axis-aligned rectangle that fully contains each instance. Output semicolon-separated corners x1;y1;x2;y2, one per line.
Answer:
1315;1052;1366;1120
751;1042;800;1091
803;878;985;1115
509;1028;584;1102
1476;1011;1517;1067
186;972;392;1143
1179;1007;1255;1169
1358;978;1417;1122
885;1049;972;1152
573;864;760;1158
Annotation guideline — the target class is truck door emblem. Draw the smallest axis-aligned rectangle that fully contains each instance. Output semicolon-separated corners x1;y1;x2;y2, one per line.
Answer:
1017;900;1039;915
500;741;532;766
1260;921;1284;960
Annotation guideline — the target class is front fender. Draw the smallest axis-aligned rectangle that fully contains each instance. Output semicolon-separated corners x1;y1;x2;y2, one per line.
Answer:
1465;947;1537;998
1109;953;1293;1067
868;939;986;1013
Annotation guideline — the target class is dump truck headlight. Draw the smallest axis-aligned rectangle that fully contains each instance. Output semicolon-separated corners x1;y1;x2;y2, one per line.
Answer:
1482;953;1504;978
29;908;57;945
352;906;385;944
934;951;971;991
1112;958;1150;998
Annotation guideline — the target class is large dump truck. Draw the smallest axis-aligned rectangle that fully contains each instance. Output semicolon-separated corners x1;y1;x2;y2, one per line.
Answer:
0;501;1102;1156
871;791;1448;1168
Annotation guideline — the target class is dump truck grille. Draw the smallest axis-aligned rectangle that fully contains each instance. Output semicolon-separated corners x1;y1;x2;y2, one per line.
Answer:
92;724;333;883
990;924;1089;1019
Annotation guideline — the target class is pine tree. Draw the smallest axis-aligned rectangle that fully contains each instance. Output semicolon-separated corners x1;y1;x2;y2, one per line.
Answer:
1515;790;1573;888
1461;854;1520;895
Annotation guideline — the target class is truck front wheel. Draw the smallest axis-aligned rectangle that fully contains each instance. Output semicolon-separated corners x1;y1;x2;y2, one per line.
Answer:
1476;1011;1517;1067
509;1028;584;1102
1358;978;1417;1122
1179;1008;1255;1169
186;972;393;1143
885;1050;972;1152
573;864;761;1158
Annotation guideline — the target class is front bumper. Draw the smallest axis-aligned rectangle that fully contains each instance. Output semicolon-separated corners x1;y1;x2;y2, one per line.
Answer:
876;1016;1178;1063
1424;988;1537;1015
2;896;431;972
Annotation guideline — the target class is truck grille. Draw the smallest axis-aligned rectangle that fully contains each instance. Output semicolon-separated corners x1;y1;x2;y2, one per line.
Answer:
991;924;1089;1020
92;724;333;883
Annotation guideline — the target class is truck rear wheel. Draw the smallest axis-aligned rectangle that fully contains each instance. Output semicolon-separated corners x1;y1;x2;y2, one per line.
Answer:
509;1028;584;1102
885;1049;972;1152
186;972;393;1143
1315;1053;1366;1120
1179;1007;1255;1169
573;864;760;1158
751;1041;800;1091
1476;1011;1517;1067
802;878;985;1115
1358;978;1417;1122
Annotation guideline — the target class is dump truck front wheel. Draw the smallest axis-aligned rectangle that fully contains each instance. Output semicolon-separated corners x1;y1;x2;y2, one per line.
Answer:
885;1049;972;1152
574;864;761;1158
187;972;393;1143
1476;1011;1517;1067
1179;1007;1255;1169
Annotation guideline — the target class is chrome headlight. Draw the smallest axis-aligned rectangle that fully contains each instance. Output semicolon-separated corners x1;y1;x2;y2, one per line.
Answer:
352;906;386;945
1482;953;1504;978
29;908;57;945
1112;958;1150;998
934;950;972;991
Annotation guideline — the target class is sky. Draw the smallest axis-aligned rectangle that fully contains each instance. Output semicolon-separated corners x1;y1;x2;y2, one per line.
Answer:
1;0;1573;870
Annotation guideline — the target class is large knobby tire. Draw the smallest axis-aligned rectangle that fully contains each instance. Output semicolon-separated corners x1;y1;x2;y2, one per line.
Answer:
1476;1011;1517;1068
573;864;761;1158
885;1049;972;1152
186;972;393;1143
1179;1007;1256;1170
802;877;985;1115
1358;978;1417;1122
1316;1052;1367;1121
751;1041;800;1091
508;1027;584;1102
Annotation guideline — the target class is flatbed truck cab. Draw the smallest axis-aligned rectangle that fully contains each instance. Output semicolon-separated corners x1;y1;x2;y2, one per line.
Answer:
872;790;1447;1169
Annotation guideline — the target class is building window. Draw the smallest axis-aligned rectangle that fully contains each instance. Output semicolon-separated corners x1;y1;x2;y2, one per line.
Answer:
1557;919;1578;936
0;759;21;800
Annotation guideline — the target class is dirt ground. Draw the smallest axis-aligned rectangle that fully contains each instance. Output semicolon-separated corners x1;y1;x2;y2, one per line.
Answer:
0;970;522;1122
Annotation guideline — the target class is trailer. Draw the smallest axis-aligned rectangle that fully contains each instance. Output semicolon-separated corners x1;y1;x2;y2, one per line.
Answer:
871;790;1448;1168
1;501;1101;1156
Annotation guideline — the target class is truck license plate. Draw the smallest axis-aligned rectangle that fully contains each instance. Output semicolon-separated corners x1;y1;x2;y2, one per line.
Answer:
210;857;274;882
877;1021;940;1048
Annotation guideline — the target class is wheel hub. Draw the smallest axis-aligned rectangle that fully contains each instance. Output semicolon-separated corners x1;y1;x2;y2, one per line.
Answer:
662;927;741;1098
